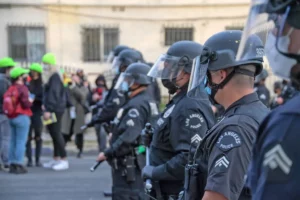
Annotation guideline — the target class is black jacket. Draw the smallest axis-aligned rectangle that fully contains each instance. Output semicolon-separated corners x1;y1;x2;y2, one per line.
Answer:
0;74;11;114
43;73;66;113
28;78;43;114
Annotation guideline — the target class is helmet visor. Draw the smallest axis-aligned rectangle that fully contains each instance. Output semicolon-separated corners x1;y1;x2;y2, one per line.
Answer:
114;72;135;92
107;51;115;63
187;55;210;100
147;54;186;80
236;0;277;63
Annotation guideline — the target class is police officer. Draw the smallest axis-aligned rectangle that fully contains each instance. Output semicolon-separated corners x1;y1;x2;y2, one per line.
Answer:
254;69;270;107
244;0;300;199
107;45;130;64
96;63;159;200
141;41;216;199
184;30;269;200
87;49;144;127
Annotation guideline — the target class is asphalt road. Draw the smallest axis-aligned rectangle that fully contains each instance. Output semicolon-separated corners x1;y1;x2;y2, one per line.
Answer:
0;156;112;200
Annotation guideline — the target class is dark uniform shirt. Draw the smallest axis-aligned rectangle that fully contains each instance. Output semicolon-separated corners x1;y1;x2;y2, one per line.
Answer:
248;94;300;200
194;93;269;200
104;90;159;158
254;84;270;107
150;88;215;195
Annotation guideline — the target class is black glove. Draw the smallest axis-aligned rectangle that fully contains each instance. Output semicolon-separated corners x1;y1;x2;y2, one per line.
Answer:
142;165;154;179
141;127;153;147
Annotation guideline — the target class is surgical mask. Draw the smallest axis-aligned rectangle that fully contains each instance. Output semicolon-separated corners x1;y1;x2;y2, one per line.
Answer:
121;81;129;92
265;28;297;80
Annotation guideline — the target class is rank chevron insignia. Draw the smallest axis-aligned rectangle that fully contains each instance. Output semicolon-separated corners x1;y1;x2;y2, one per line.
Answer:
263;144;293;175
191;134;202;144
215;156;229;168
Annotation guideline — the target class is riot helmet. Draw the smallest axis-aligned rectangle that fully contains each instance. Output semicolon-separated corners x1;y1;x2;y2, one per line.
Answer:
107;45;130;63
188;30;264;101
114;63;151;95
112;49;144;75
237;0;300;89
148;41;204;95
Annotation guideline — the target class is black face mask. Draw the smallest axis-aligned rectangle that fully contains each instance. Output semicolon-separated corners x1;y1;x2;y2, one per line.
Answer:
162;79;178;95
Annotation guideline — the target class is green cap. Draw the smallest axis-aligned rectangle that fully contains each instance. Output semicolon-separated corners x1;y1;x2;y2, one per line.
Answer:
137;145;146;154
10;67;29;79
0;57;16;68
29;63;43;73
42;53;56;65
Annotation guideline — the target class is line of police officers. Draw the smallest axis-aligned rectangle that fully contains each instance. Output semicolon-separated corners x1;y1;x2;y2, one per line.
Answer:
86;0;300;199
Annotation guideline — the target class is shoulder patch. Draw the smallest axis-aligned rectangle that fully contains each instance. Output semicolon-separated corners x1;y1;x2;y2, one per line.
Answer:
126;119;135;127
128;108;140;118
262;144;293;182
216;131;242;152
113;98;120;105
163;104;175;118
214;155;230;173
263;144;292;175
185;113;204;129
260;94;267;100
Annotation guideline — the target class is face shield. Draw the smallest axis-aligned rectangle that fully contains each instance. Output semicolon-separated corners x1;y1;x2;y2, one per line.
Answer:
106;51;115;63
147;54;187;80
237;0;300;80
186;51;210;101
114;72;135;93
112;56;122;74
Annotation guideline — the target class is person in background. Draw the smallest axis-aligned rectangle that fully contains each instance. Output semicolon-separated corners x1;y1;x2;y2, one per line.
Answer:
88;74;108;152
0;57;15;171
26;63;44;167
42;53;69;171
72;75;89;157
62;76;75;144
6;67;32;174
270;81;283;110
280;79;297;104
254;69;270;107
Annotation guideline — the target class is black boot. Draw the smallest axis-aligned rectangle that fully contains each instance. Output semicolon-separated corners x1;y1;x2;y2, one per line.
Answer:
16;165;28;174
27;160;33;167
35;138;42;167
9;164;17;174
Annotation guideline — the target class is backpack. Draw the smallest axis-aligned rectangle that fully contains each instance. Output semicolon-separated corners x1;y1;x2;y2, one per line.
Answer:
3;85;20;117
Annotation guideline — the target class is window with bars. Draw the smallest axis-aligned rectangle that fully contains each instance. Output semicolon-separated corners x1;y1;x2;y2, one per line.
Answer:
164;27;194;46
82;27;119;62
8;26;46;62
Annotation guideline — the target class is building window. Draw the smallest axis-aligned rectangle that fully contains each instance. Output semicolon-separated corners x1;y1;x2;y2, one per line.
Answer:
82;27;119;62
164;27;194;46
82;28;101;62
8;26;46;62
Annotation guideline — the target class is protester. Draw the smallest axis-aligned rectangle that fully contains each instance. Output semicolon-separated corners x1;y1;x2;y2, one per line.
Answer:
0;57;15;171
26;63;44;167
5;67;32;174
42;53;69;171
62;74;89;158
88;74;108;152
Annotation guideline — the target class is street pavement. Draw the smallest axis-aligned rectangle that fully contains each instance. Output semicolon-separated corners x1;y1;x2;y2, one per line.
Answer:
0;155;112;200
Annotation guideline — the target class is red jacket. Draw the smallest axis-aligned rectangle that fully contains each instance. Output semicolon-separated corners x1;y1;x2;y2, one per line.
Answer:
9;83;32;118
